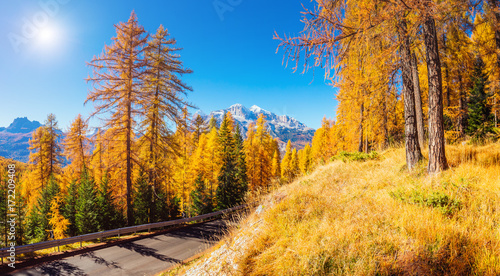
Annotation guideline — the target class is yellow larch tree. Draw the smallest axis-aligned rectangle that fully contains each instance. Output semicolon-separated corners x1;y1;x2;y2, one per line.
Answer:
245;114;273;191
140;24;192;220
298;143;313;175
26;114;63;205
27;126;49;203
291;148;300;179
281;140;294;183
270;148;281;182
90;128;107;184
85;11;148;225
48;196;70;240
205;126;222;201
172;107;195;214
63;114;90;184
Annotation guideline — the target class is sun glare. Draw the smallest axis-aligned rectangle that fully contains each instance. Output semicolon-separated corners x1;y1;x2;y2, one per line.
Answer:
38;26;56;45
39;27;55;43
34;24;64;52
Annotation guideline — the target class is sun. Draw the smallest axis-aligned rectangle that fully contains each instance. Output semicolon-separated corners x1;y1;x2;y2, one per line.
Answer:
39;27;55;43
36;25;61;50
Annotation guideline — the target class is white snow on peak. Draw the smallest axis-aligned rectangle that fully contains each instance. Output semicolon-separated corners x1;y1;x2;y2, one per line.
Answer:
250;105;270;114
249;105;263;113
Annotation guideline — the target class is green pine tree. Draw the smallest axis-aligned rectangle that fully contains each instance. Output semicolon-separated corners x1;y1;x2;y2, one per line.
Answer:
153;188;169;222
26;207;41;243
233;124;248;204
467;56;493;141
216;112;239;210
27;175;60;242
133;173;153;225
16;192;28;245
166;194;182;219
96;174;124;231
75;170;98;234
63;180;78;236
190;174;214;215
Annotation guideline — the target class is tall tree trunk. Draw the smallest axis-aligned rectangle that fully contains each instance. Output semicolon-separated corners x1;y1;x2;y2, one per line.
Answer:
49;135;54;178
442;33;451;108
126;100;133;226
458;74;467;137
40;131;45;189
149;112;156;222
488;0;500;128
488;0;500;68
423;16;448;173
126;52;133;225
398;18;422;170
411;52;425;148
383;89;389;148
358;103;364;153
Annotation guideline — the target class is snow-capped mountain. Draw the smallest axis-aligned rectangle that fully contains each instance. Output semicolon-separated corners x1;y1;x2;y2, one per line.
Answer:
199;104;316;151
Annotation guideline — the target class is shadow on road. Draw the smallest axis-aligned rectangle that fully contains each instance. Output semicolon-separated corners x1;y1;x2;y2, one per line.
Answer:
80;251;121;269
164;221;228;243
117;242;182;264
36;260;87;276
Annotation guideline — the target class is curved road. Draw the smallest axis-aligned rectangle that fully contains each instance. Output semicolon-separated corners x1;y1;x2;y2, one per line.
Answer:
3;219;228;276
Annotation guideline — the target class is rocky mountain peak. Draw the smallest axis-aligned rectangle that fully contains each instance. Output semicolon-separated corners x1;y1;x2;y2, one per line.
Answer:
0;117;42;133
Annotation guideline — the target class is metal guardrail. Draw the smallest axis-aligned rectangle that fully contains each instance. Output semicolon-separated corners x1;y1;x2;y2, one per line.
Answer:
0;204;247;259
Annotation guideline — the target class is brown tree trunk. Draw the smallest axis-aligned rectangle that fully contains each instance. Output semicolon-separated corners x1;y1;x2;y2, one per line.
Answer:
442;33;451;108
383;89;389;148
423;16;448;173
126;49;134;225
458;74;467;137
398;18;422;170
488;0;500;68
411;52;425;148
488;0;500;128
358;103;364;153
126;100;133;226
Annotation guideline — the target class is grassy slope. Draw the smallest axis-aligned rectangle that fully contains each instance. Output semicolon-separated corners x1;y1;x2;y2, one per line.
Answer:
177;144;500;275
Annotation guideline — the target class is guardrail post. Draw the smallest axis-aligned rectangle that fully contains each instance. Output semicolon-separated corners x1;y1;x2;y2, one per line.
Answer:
80;241;82;248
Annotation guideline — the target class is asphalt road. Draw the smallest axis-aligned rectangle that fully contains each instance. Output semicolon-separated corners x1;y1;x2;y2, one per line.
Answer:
3;219;229;276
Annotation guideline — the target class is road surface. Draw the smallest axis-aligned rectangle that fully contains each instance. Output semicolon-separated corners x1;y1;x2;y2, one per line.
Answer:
4;219;228;276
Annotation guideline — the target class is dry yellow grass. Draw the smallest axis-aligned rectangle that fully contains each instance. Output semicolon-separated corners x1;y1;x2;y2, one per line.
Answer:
176;143;500;275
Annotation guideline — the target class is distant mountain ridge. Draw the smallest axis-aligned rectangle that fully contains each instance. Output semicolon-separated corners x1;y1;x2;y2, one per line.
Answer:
0;106;316;163
0;118;43;162
0;117;42;133
198;104;315;151
0;117;65;163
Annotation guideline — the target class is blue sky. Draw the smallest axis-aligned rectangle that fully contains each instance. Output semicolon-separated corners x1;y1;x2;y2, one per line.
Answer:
0;0;337;130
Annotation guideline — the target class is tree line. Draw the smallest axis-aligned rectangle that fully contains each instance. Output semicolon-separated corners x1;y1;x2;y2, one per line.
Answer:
0;11;313;246
277;0;500;172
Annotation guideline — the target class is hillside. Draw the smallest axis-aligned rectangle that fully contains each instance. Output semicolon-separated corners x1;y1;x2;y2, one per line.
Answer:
173;144;500;275
197;104;315;151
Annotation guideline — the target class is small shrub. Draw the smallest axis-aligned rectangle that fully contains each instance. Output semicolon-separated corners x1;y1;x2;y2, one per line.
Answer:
334;151;379;162
390;189;461;216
